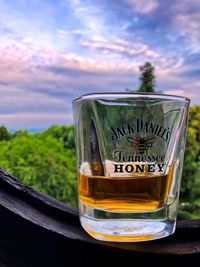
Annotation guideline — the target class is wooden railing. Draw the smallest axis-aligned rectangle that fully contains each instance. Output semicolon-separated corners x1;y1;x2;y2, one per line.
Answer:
0;168;199;266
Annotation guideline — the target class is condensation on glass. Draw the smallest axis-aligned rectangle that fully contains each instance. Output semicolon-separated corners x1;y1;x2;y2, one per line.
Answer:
73;93;190;242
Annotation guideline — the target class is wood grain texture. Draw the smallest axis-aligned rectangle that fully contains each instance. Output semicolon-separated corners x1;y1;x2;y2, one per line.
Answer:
0;168;199;266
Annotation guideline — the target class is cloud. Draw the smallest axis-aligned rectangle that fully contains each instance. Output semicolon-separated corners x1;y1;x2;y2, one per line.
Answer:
163;89;195;99
80;39;147;57
152;0;200;53
0;112;72;130
125;0;159;13
79;37;184;73
174;13;200;52
163;87;200;105
0;0;199;130
57;29;69;39
67;0;107;41
0;43;188;112
0;85;68;112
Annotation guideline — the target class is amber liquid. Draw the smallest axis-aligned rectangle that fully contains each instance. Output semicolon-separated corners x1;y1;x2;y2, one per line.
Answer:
79;172;172;212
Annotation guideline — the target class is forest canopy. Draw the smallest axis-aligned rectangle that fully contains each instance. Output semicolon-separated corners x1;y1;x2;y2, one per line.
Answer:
0;106;199;219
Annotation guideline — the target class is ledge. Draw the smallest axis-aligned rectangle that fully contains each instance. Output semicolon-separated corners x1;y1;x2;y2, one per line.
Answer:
0;168;199;266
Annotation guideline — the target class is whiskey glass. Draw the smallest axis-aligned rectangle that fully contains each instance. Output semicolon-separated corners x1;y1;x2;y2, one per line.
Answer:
73;93;190;242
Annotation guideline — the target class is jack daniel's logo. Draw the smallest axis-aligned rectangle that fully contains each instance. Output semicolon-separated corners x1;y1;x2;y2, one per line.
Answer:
110;118;171;174
111;118;171;143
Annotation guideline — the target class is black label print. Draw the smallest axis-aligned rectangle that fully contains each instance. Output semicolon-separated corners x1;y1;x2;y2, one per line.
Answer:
113;163;165;173
127;135;156;155
110;118;170;173
111;118;171;143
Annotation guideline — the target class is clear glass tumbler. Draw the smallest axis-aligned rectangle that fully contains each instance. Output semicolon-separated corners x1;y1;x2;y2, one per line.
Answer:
73;93;190;242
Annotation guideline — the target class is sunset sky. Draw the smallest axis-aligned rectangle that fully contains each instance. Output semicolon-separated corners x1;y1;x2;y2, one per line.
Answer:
0;0;200;130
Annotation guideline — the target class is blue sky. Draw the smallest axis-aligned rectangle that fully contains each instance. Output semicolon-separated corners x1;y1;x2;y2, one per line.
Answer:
0;0;199;130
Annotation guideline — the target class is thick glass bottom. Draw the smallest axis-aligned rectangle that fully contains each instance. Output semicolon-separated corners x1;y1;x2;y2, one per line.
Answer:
79;202;176;242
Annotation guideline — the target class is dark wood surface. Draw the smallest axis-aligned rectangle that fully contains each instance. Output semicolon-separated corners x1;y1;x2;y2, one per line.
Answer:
0;168;199;266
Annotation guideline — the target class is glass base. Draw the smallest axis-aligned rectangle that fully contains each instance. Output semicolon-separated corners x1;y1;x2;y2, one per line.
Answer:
79;202;176;242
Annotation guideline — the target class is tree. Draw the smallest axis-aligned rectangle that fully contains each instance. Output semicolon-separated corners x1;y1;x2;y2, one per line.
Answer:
13;130;30;138
0;125;12;141
0;134;77;206
41;124;75;149
181;106;200;199
137;62;155;92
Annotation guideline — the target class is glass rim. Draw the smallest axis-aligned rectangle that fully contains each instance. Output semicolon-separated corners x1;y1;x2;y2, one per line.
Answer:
73;92;191;103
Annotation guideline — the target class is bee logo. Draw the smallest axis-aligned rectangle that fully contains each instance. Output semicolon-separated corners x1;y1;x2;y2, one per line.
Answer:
127;135;156;155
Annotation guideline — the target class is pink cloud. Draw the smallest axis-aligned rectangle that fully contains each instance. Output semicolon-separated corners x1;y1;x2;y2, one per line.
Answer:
0;38;198;130
0;112;72;130
125;0;159;13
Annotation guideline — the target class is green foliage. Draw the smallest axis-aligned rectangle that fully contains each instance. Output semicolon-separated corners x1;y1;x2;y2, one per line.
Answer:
137;62;155;92
41;124;75;149
177;106;200;219
0;128;77;206
13;129;30;138
181;106;200;199
178;201;200;220
0;104;199;218
0;126;12;141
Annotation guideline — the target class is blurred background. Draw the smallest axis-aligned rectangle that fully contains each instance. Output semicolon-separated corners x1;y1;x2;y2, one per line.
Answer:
0;0;199;219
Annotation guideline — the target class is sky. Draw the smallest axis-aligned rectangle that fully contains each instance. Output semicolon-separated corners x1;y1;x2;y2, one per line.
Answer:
0;0;200;131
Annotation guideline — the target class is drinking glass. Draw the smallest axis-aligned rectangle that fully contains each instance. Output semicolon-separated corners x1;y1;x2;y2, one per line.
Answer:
73;93;190;242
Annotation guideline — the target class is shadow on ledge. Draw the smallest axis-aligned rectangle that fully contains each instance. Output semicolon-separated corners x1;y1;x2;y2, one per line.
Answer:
0;168;199;267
